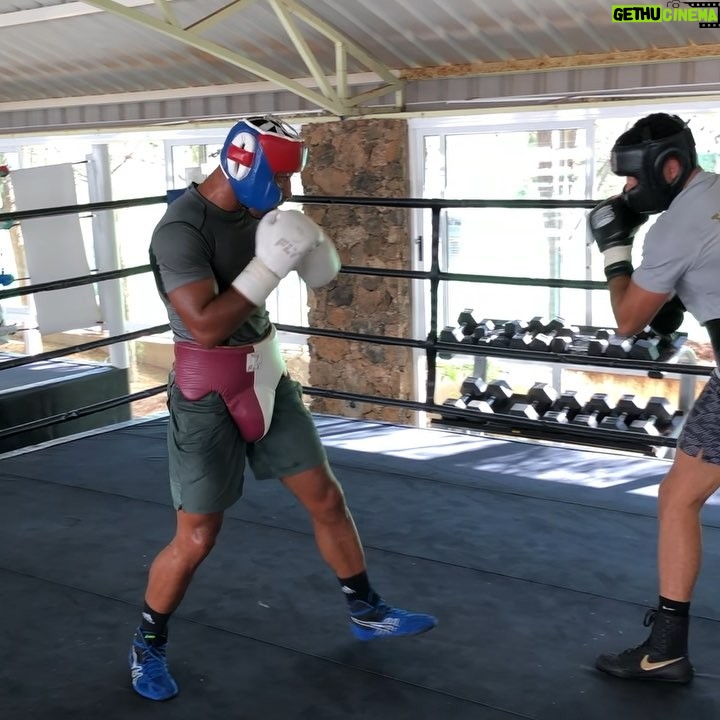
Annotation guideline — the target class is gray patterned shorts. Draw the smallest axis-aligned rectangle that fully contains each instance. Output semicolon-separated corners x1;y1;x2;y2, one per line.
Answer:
678;371;720;464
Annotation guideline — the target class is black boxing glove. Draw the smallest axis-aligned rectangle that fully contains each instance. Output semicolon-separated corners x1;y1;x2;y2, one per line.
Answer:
650;294;686;337
588;195;649;280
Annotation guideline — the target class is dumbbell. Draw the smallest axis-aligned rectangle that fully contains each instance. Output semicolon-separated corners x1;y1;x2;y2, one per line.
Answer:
571;393;613;428
503;320;530;338
509;317;572;352
470;318;497;341
629;336;661;361
510;331;534;350
450;313;501;347
528;320;578;352
550;325;579;353
441;376;482;410
439;325;464;344
463;320;501;347
599;413;630;431
587;329;615;357
627;416;661;436
438;326;461;358
645;396;676;427
509;382;559;420
480;332;511;348
606;336;634;358
456;309;479;337
615;394;646;424
526;316;562;333
597;395;645;432
467;379;513;414
459;376;486;398
439;316;485;357
528;323;557;350
628;396;677;434
544;390;584;423
448;375;494;408
445;377;512;412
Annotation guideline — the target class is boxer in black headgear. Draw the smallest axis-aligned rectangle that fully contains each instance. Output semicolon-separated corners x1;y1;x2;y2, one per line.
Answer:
611;113;698;214
587;112;720;684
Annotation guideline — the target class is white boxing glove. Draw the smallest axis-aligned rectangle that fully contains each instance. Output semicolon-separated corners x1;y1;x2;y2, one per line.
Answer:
296;234;341;288
232;209;322;306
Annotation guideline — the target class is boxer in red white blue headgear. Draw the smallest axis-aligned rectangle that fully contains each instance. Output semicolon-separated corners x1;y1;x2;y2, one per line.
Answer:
220;115;307;213
135;112;436;704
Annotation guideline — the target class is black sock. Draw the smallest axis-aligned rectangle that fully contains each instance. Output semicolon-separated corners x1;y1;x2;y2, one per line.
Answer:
338;571;378;606
140;602;171;638
658;595;690;618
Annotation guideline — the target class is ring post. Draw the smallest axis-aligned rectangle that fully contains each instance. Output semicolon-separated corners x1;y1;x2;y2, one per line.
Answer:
87;145;129;369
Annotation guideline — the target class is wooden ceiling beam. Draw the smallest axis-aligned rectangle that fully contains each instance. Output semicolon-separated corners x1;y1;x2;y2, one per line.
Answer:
401;44;720;81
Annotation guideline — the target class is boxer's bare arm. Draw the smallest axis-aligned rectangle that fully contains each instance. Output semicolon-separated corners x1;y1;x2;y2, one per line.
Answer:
168;278;256;348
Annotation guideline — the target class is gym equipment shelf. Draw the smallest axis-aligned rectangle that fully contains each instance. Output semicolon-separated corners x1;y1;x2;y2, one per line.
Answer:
432;314;706;458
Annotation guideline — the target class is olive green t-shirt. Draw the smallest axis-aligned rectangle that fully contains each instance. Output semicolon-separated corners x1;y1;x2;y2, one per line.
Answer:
149;184;271;345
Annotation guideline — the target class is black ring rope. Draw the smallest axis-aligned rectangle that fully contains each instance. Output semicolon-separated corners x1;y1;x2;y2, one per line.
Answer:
301;386;679;450
0;265;152;301
0;193;600;302
342;266;608;290
0;324;170;371
0;190;706;453
0;385;167;440
0;193;599;227
298;194;597;210
0;379;680;452
0;194;167;224
275;323;714;378
0;264;609;302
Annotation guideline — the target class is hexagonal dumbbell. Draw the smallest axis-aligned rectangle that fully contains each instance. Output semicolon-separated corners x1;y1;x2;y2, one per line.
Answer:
645;396;676;427
467;379;513;414
544;390;584;423
508;382;559;420
628;396;677;434
571;394;613;428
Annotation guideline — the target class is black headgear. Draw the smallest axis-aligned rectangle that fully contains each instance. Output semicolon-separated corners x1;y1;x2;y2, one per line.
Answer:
610;113;697;214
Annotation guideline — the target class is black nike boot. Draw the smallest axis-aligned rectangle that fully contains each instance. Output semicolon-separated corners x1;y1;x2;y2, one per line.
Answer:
595;609;694;683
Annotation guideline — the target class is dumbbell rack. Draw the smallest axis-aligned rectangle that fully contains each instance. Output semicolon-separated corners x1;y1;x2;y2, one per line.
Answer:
434;400;686;458
479;322;698;415
432;321;705;458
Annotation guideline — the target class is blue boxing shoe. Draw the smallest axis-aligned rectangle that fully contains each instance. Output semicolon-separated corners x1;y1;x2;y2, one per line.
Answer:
129;628;179;701
349;598;437;641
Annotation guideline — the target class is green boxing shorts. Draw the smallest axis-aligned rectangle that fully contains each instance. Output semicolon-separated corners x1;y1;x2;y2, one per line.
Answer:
166;372;328;514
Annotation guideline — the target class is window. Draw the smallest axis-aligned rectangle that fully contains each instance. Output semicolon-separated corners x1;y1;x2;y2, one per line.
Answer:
410;102;720;403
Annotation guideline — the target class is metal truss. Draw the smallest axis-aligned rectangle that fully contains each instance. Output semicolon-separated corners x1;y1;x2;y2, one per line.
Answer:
81;0;405;117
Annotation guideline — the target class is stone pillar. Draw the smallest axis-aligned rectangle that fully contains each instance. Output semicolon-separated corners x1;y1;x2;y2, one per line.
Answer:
300;119;414;424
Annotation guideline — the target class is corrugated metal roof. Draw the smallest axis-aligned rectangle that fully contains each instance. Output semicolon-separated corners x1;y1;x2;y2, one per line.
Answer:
1;0;719;133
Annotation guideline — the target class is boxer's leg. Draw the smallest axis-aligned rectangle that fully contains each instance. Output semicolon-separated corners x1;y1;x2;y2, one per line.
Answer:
130;377;247;701
249;376;437;640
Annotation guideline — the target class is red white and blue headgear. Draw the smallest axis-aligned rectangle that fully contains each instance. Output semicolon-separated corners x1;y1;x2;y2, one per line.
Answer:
220;115;307;212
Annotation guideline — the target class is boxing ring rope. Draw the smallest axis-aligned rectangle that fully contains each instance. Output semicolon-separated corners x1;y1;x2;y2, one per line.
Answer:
0;195;167;223
0;385;167;441
3;261;611;301
0;192;709;452
0;265;152;300
2;272;709;379
0;324;170;371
